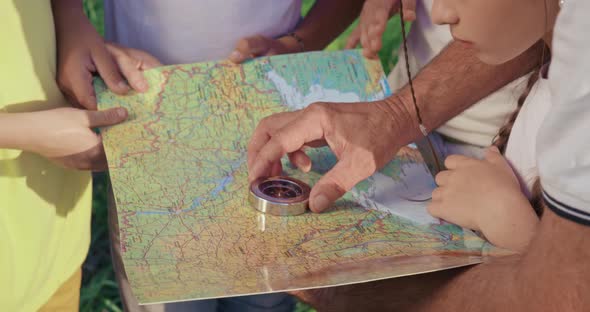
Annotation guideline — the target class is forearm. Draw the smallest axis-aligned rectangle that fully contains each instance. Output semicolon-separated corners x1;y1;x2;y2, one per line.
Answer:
51;0;84;19
297;266;469;311
52;0;87;41
291;0;364;51
384;40;544;146
416;209;590;311
0;113;36;151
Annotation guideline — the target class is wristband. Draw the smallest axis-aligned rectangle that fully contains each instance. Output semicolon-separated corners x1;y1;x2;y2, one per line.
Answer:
285;32;305;52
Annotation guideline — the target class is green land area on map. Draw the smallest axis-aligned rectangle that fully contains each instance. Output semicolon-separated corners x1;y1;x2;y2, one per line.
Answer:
96;50;490;304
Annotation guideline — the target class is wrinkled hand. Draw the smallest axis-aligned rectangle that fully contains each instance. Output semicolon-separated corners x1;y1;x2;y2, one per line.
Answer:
25;107;128;171
55;10;161;109
428;147;539;252
248;100;408;212
346;0;417;59
229;35;303;63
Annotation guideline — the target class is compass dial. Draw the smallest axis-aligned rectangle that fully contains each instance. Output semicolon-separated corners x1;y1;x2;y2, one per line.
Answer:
249;176;310;216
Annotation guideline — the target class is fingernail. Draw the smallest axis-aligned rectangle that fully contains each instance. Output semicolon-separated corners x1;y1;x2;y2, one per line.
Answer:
136;80;148;92
117;108;127;118
118;81;130;91
312;195;330;213
301;160;311;173
230;51;242;61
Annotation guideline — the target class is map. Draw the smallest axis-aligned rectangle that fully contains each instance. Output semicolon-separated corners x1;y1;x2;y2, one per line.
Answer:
96;50;491;304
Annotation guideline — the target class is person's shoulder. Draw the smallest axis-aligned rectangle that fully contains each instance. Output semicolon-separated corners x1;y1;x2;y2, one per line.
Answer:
550;0;590;93
537;0;590;227
0;1;63;110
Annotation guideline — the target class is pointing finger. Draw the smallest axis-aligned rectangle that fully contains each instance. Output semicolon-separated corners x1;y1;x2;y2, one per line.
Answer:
249;111;323;182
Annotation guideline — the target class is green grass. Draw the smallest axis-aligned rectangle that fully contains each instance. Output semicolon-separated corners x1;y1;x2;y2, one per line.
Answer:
81;1;403;311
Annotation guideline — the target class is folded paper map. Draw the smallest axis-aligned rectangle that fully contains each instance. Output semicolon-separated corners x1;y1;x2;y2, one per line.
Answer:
96;50;491;304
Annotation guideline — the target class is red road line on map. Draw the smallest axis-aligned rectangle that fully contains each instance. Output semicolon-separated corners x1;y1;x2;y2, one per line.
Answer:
117;71;171;168
119;210;137;252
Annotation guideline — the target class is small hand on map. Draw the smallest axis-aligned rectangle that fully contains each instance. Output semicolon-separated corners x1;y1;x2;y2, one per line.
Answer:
428;146;538;252
56;9;162;110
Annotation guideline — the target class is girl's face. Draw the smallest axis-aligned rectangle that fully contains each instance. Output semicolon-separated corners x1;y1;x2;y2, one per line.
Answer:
431;0;559;65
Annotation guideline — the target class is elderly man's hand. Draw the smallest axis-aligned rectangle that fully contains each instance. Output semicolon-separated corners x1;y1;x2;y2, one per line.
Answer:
248;97;416;212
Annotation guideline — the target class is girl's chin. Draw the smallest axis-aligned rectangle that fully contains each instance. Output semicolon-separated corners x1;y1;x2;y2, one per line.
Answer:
476;50;512;66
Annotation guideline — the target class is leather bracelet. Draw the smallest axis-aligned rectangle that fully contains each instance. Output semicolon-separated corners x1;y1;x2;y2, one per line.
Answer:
285;32;305;52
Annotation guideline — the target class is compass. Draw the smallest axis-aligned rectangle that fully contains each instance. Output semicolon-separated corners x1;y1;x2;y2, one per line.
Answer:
249;176;311;216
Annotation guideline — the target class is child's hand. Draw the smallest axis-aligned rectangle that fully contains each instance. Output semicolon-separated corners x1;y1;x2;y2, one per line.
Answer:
427;147;539;252
55;7;161;110
229;35;304;64
346;0;417;59
24;107;128;171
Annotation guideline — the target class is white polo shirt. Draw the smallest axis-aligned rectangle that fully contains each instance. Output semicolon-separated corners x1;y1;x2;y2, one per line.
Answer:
537;0;590;224
505;74;550;198
104;0;302;64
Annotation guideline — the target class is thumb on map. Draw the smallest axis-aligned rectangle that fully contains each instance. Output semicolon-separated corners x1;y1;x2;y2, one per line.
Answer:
309;160;358;213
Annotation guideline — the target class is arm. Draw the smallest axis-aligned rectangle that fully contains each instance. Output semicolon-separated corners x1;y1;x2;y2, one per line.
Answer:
0;113;34;151
0;107;127;171
383;40;544;147
52;0;161;109
229;0;364;62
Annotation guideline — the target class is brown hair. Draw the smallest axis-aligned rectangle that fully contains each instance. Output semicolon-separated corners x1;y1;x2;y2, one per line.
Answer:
493;41;549;217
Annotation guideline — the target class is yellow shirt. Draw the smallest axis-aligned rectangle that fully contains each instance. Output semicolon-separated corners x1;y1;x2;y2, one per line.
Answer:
0;1;92;311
